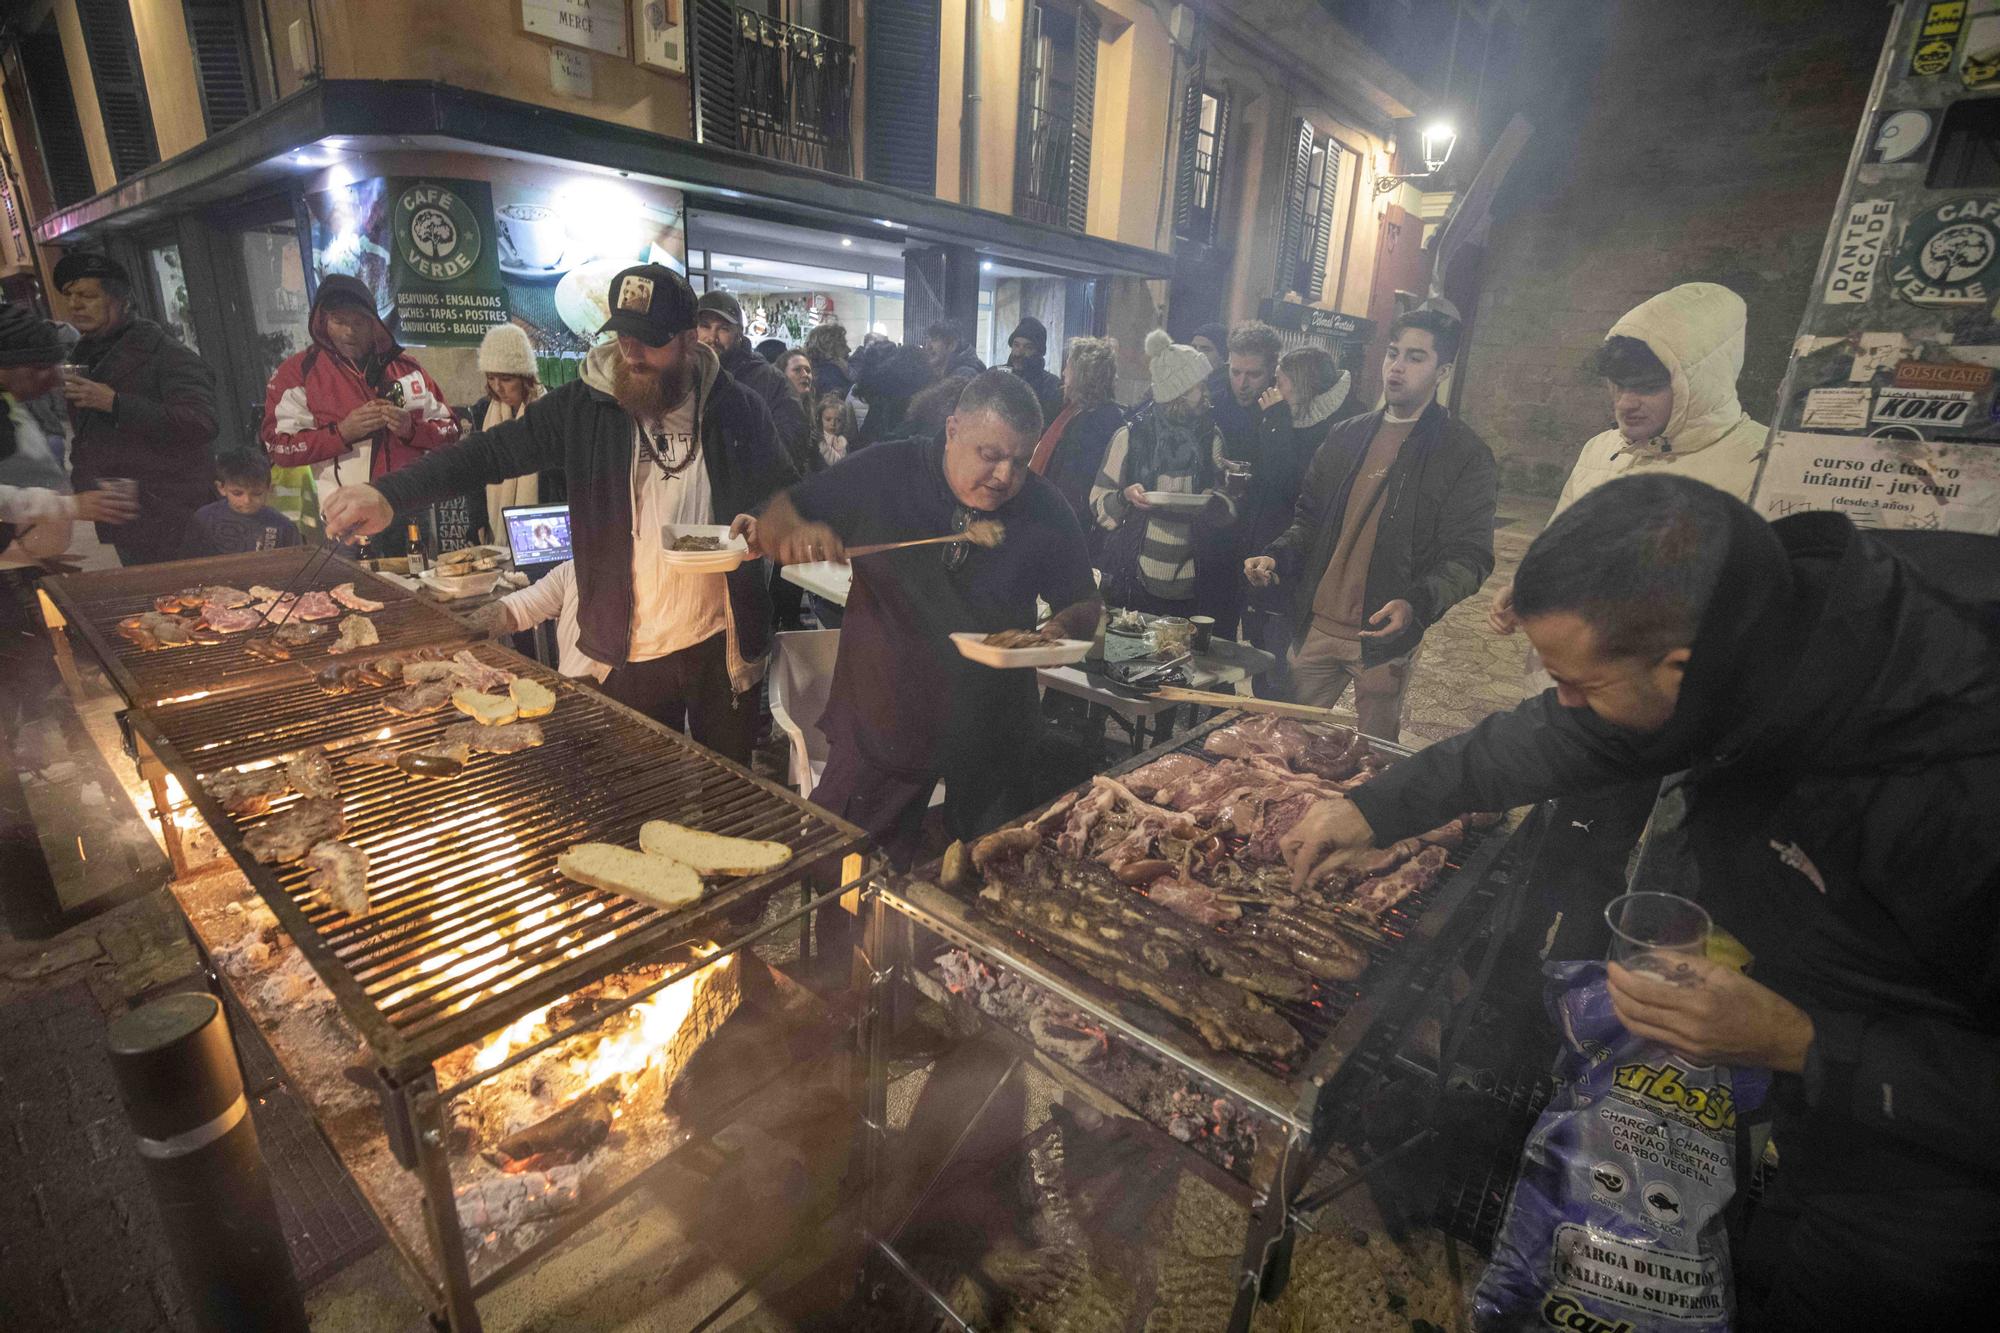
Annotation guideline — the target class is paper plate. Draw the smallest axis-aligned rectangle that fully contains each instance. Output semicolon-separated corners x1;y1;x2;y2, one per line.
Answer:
661;523;750;572
950;633;1091;669
1140;491;1212;512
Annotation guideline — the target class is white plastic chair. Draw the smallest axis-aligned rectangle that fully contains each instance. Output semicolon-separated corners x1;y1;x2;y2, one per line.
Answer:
767;628;944;807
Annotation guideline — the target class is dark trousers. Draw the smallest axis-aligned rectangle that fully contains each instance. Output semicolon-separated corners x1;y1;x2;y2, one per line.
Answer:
812;742;1023;870
1520;779;1660;961
1241;607;1293;700
599;632;756;768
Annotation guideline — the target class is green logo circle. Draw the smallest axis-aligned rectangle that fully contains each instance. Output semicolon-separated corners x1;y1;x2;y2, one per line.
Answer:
395;183;481;283
1892;198;2000;306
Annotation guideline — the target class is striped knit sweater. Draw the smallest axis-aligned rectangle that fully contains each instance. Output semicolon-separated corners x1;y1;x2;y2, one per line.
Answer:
1090;419;1235;601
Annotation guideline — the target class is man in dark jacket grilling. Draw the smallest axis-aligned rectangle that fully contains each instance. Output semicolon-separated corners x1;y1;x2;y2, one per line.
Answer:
56;251;219;565
1282;475;2000;1329
322;265;789;765
1245;309;1496;740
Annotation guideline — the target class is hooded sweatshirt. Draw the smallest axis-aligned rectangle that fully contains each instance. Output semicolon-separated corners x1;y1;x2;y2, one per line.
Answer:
261;274;461;505
1553;283;1768;516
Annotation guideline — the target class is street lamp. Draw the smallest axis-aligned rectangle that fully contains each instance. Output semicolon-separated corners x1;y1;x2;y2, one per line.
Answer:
1374;122;1458;194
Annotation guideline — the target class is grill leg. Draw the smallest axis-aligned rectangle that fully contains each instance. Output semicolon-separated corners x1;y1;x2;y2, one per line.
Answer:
1229;1127;1308;1332
410;1081;483;1333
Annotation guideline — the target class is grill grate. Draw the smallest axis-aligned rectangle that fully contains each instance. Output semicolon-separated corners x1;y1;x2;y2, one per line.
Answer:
43;549;474;707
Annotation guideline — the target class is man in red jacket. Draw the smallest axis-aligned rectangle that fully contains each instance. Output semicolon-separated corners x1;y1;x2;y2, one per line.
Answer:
261;274;460;550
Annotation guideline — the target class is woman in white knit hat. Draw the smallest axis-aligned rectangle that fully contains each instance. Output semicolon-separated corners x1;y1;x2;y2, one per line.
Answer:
1089;329;1235;614
466;322;546;540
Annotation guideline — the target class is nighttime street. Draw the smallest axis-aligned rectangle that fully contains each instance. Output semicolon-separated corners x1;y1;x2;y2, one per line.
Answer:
1;2;1995;1331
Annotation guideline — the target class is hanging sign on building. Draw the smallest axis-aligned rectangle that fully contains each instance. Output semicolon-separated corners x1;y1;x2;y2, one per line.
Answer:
389;178;511;346
638;1;687;74
522;0;631;59
1889;198;2000;306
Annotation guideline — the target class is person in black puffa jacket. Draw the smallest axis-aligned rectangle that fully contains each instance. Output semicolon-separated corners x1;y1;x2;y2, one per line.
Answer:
321;265;789;766
1281;474;2000;1329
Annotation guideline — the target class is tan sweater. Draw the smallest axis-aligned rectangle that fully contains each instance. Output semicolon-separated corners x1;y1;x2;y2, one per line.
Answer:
1311;415;1417;638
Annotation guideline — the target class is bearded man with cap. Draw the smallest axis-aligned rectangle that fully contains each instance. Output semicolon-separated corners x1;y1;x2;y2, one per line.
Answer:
1004;317;1063;425
322;265;789;765
55;251;218;565
693;291;809;476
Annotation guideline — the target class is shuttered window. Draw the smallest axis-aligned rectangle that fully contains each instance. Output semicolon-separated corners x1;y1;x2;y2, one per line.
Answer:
689;0;743;152
1274;119;1343;301
1014;0;1096;232
864;0;939;193
73;0;159;180
1174;78;1228;246
1066;3;1097;233
182;0;258;134
18;25;98;207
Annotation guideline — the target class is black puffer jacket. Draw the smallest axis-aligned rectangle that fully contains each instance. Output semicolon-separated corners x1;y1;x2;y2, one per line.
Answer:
1351;506;2000;1210
67;316;217;553
720;339;807;475
851;342;934;447
1265;402;1496;663
1007;355;1063;427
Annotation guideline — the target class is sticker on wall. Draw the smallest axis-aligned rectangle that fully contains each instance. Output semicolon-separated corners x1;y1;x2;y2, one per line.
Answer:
1826;199;1895;303
1755;429;2000;534
1910;1;1966;77
1863;110;1935;166
1802;386;1874;430
1890;198;2000;305
1893;358;1995;389
1851;334;1917;381
1873;385;1976;426
1961;7;2000;86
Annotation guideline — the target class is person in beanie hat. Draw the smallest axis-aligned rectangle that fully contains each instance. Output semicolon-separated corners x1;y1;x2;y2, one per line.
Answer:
260;273;461;554
1190;322;1229;371
466;322;548;540
1090;329;1235;613
322;264;791;767
1004;316;1063;426
695;290;809;472
55;249;218;566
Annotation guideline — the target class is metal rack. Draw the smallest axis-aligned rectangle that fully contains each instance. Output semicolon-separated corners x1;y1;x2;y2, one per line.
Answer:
852;712;1524;1331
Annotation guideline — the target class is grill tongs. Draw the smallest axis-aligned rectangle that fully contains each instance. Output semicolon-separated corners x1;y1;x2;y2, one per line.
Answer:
242;534;351;655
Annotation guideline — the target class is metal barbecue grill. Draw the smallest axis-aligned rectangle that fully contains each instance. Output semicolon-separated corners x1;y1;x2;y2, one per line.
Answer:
41;548;474;706
857;710;1520;1332
43;554;871;1332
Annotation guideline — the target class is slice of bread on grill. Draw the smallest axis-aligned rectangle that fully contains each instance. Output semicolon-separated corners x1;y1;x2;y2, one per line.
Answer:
509;678;557;719
453;689;519;725
557;843;704;909
638;821;793;877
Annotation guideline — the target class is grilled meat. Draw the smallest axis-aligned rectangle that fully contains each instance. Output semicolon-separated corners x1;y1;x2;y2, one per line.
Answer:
983;627;1059;648
400;660;459;683
381;681;455;715
328;614;379;654
205;766;291;817
449;650;515;693
200;604;263;633
330;582;385;612
273;620;330;647
670;535;724;552
242;798;346;864
294;591;341;621
1346;846;1448;919
305;840;370;916
202;585;254;609
243;637;292;662
441;721;545;754
117;613;195;650
284;748;339;800
399;739;472;777
315;663;363;694
154;589;205;613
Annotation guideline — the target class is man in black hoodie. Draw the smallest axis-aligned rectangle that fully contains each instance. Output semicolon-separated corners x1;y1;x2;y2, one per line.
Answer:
1003;317;1063;425
695;292;809;474
324;266;789;765
1282;475;2000;1328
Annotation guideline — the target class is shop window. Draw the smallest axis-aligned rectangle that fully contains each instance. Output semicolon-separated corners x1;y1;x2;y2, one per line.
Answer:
1274;120;1345;303
1014;0;1100;232
15;24;97;207
73;0;160;181
236;220;312;425
181;0;260;134
145;242;199;354
1174;82;1229;247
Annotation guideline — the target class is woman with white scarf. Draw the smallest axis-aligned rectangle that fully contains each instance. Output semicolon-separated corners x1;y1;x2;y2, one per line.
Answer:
466;323;547;540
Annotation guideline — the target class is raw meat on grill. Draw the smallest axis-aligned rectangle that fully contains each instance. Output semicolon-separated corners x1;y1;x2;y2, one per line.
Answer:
285;748;339;800
330;582;384;612
328;615;379;654
381;681;455;715
200;603;263;633
294;591;341;621
1204;714;1374;780
273;620;330;647
205;766;291;817
242;798;346;864
117;612;195;650
1347;846;1448;919
305;840;370;916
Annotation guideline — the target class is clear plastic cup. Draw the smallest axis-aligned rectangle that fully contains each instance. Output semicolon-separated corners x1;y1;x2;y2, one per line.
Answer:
100;477;138;504
1605;891;1711;985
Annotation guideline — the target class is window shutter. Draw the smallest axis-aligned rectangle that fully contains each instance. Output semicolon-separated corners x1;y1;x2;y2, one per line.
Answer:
864;0;939;193
73;0;160;180
688;0;742;152
1171;65;1203;239
1306;142;1341;297
1064;3;1098;233
181;0;258;134
18;29;97;206
1275;117;1314;293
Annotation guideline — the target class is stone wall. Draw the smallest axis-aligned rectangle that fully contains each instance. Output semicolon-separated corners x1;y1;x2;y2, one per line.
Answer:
1458;0;1887;497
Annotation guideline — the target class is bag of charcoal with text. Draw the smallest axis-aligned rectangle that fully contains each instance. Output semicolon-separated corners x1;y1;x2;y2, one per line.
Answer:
1471;961;1769;1333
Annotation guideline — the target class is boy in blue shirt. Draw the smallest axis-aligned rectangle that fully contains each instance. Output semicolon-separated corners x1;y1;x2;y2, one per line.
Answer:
185;450;301;557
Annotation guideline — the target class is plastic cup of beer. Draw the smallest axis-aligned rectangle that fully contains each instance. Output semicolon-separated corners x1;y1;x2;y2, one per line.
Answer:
100;477;138;504
1604;891;1710;985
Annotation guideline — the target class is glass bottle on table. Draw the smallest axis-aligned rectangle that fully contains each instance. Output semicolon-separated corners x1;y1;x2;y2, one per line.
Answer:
406;519;427;575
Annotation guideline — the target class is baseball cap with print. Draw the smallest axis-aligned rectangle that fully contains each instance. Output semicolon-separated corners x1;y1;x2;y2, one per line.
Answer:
599;263;698;347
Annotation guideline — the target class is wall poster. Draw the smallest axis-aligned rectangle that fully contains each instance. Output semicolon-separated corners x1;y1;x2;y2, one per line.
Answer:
306;177;511;347
1755;430;2000;534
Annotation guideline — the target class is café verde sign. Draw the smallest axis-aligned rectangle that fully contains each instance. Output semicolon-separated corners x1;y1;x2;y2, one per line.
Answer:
391;179;509;346
521;0;631;59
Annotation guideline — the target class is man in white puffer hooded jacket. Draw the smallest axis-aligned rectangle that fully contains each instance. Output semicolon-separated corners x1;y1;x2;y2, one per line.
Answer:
1490;281;1770;960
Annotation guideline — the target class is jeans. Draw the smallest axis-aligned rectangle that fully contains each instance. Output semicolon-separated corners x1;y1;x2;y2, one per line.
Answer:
599;632;757;768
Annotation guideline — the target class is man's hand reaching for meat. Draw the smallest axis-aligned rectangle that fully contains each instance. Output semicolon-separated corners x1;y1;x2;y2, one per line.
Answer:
1281;797;1379;891
323;485;393;542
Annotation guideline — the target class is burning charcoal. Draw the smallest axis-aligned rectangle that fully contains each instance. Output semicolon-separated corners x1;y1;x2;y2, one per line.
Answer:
482;1084;617;1173
1028;1011;1108;1064
455;1162;586;1239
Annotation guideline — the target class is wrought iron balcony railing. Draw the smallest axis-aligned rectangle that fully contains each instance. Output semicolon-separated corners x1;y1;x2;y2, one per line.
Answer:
691;2;855;176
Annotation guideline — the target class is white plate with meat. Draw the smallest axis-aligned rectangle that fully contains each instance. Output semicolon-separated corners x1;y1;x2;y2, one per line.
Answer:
951;630;1091;669
1139;491;1213;513
660;524;750;573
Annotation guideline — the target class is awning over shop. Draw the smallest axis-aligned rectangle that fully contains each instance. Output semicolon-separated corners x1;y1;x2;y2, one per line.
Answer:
34;80;1172;282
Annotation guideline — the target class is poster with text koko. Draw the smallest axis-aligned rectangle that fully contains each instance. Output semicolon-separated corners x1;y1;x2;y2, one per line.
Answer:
1755;430;2000;533
307;177;511;347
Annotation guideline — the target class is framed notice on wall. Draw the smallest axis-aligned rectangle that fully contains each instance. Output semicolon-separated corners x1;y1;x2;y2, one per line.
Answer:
521;0;631;59
638;1;687;74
